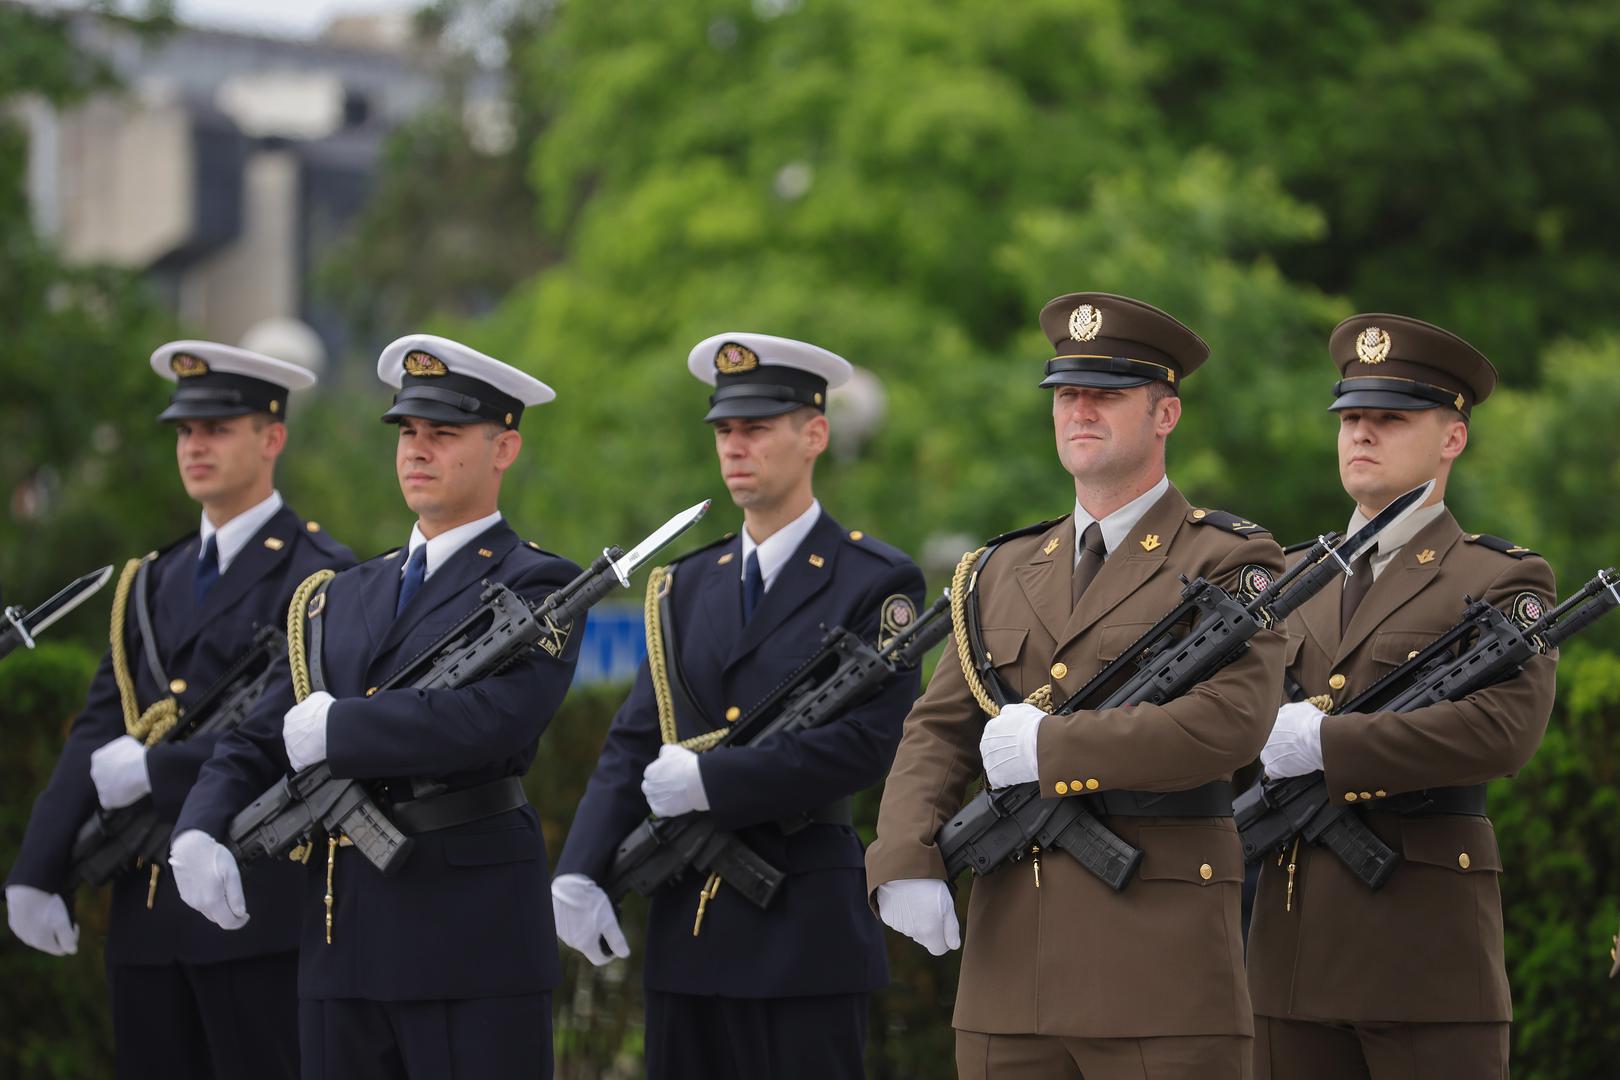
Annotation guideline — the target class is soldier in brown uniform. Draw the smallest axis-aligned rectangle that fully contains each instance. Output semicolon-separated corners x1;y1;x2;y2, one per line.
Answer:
1247;315;1557;1079
866;292;1286;1079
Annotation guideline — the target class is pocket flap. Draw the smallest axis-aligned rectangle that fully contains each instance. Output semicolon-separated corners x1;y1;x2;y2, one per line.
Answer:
442;824;540;867
1135;823;1244;886
1098;622;1157;663
1371;629;1434;668
1398;815;1502;873
979;626;1028;671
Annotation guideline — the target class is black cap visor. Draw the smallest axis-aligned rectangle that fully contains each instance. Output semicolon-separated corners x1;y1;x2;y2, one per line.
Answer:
1040;369;1157;390
703;394;805;423
1040;354;1175;391
1327;389;1439;412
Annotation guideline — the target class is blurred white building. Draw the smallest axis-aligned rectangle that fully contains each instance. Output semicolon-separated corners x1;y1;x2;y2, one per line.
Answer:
18;4;503;364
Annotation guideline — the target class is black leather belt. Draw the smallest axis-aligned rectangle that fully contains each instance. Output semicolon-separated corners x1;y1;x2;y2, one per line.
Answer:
389;777;528;834
1090;780;1234;818
1377;784;1487;817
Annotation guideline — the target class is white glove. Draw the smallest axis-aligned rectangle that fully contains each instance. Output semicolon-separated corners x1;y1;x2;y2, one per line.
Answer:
551;873;631;966
980;702;1045;788
89;734;151;810
1261;700;1326;778
641;744;710;817
876;878;961;956
169;829;249;930
5;885;78;956
283;690;334;772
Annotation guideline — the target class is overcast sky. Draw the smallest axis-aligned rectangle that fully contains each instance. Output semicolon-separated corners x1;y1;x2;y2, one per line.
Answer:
36;0;423;39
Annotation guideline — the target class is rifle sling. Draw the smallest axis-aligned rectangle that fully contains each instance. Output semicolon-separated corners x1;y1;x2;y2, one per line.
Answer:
389;776;528;834
132;558;169;691
305;579;332;695
657;566;708;733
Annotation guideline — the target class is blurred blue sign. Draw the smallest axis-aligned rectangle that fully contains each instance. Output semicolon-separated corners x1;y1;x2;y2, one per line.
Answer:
575;603;647;685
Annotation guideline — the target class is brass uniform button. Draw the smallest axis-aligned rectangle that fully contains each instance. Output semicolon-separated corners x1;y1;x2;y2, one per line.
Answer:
1345;792;1358;802
1085;778;1100;791
1055;781;1069;796
1375;790;1387;798
169;678;187;695
1359;791;1372;801
725;706;741;722
1199;863;1213;881
1192;509;1207;520
849;530;864;541
1329;673;1347;690
1071;779;1083;791
1050;662;1068;679
1458;852;1471;870
366;686;378;697
306;521;322;532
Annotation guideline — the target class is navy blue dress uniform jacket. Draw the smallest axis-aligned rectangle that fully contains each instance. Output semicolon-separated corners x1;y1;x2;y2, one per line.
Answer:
5;505;355;966
556;510;925;998
176;519;582;1001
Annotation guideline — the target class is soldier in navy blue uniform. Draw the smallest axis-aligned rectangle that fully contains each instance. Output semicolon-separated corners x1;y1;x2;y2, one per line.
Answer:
5;341;354;1080
552;332;926;1079
170;334;581;1080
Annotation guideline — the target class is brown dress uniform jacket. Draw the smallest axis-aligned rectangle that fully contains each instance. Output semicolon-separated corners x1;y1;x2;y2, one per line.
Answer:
1247;508;1556;1024
867;484;1286;1038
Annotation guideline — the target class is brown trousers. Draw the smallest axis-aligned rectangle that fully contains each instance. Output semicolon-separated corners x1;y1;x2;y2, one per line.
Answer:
956;1030;1252;1080
1254;1014;1508;1080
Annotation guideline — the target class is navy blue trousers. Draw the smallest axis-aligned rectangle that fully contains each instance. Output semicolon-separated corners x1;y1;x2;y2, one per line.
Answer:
645;989;868;1080
109;951;299;1080
298;992;552;1080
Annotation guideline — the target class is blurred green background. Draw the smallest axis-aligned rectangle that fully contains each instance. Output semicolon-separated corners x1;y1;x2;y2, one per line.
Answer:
3;0;1620;1076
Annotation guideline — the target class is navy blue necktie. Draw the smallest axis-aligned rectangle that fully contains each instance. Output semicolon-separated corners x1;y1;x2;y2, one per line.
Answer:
396;545;428;617
193;536;220;605
742;550;763;621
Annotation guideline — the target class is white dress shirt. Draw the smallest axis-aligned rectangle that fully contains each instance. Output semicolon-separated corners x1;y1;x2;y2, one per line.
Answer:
1073;475;1170;565
740;499;822;592
403;510;505;580
199;490;284;574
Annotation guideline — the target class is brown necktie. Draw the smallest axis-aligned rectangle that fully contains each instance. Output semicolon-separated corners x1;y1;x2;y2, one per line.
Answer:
1339;549;1375;635
1072;522;1107;609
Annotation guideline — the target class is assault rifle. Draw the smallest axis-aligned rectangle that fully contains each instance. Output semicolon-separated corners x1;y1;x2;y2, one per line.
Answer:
68;624;287;888
227;501;711;877
935;481;1434;892
606;591;952;911
1235;567;1620;889
1;565;114;663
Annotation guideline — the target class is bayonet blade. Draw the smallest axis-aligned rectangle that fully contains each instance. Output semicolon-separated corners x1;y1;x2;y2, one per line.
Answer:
1332;479;1435;567
22;564;115;638
613;500;712;579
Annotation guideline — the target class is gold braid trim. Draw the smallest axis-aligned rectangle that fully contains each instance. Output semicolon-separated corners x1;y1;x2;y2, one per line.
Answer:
949;545;1053;717
108;555;180;746
644;565;737;754
287;569;337;704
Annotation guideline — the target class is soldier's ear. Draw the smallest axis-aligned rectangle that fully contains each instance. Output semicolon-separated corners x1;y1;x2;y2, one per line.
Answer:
261;418;288;459
1154;393;1182;438
491;427;523;472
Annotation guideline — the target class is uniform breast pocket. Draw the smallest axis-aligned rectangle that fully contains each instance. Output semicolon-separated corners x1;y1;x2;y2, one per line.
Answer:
1370;629;1438;669
979;626;1028;677
1098;622;1157;664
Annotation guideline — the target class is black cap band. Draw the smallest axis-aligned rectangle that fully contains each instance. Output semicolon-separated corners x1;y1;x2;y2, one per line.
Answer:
1041;354;1178;389
157;373;288;422
704;365;828;422
1330;375;1467;415
382;372;524;428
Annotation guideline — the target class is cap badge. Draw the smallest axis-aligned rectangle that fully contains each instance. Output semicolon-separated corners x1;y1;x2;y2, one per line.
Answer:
1068;304;1103;342
714;341;760;374
403;350;449;377
171;352;210;378
1355;326;1392;365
